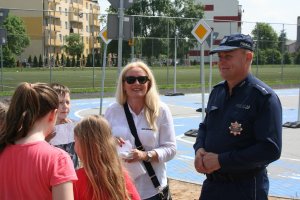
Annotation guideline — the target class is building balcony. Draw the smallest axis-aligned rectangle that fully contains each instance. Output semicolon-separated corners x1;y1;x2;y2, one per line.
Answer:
44;11;61;19
69;12;83;23
45;38;62;47
45;24;61;32
89;15;100;27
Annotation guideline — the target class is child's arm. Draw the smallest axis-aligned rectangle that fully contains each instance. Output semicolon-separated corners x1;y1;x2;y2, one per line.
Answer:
52;181;74;200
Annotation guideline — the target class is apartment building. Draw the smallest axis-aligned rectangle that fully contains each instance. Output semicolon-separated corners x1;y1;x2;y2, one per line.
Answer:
0;0;101;65
189;0;242;63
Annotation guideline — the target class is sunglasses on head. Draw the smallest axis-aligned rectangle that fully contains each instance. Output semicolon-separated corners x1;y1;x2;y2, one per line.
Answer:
124;76;149;84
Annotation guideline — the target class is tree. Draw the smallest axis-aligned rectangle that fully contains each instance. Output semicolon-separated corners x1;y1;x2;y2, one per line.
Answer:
64;33;84;66
294;50;300;64
66;56;71;67
33;56;38;67
28;55;32;65
277;30;287;52
2;14;30;67
252;23;278;50
107;0;204;61
283;52;292;64
264;49;281;64
38;54;43;67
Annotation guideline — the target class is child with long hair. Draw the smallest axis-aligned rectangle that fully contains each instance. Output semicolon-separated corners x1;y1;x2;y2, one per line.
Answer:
73;115;140;200
0;82;77;199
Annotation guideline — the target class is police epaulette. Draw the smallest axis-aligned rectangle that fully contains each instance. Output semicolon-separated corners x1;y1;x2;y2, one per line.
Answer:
252;84;270;95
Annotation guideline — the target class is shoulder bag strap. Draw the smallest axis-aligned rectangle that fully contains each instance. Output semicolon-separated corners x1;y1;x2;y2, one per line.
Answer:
123;103;161;188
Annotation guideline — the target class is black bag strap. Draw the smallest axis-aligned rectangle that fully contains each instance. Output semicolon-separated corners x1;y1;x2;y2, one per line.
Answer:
123;103;161;188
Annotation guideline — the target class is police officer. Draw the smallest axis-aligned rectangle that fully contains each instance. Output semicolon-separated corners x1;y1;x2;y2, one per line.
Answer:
193;33;282;200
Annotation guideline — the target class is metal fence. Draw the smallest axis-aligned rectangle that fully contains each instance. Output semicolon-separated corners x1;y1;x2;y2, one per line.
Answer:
0;8;299;92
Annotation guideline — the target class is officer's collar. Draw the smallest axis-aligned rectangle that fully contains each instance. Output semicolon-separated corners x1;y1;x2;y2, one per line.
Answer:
224;74;252;93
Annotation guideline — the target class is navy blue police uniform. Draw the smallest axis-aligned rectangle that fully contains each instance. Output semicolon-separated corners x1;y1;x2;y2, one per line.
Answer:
193;74;282;200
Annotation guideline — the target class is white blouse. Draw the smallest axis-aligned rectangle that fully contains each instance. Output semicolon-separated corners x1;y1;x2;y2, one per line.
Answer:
104;102;176;199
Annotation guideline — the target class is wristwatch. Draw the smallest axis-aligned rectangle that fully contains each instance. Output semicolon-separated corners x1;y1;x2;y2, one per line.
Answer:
145;151;153;162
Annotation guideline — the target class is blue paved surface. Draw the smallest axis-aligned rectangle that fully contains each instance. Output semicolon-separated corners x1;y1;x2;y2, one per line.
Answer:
69;88;300;199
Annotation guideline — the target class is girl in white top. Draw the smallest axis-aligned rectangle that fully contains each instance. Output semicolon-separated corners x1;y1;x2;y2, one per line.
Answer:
105;61;176;200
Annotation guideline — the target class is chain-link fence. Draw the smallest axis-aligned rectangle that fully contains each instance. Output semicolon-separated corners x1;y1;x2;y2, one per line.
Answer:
0;7;299;92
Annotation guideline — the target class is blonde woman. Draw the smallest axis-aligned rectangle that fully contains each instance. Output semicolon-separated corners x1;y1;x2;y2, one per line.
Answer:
73;115;140;200
105;61;176;200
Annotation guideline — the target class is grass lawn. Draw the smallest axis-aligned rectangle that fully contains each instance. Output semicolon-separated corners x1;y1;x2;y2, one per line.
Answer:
0;64;299;96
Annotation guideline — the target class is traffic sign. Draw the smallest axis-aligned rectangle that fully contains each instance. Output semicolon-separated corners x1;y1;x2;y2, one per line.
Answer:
99;27;111;44
108;0;135;9
191;19;212;44
107;14;133;40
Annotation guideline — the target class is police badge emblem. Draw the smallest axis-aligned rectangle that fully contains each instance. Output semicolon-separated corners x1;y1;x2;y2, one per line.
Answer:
229;121;243;136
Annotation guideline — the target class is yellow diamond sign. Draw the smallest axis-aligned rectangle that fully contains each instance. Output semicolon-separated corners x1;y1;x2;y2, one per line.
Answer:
100;27;112;45
191;19;212;44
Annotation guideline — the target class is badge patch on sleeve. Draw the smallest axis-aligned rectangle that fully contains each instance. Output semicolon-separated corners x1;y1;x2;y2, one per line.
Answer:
229;121;243;136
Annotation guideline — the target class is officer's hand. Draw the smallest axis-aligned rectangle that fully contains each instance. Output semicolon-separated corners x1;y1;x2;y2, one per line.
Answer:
194;148;208;174
202;152;221;174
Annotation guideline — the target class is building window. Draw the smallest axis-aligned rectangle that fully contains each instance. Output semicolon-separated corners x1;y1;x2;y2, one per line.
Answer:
86;13;88;20
59;34;62;42
86;2;88;9
59;7;61;14
86;25;89;33
65;22;68;29
65;8;67;16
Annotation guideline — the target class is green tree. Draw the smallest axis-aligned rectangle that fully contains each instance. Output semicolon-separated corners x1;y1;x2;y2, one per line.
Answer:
294;50;300;64
252;23;278;50
66;56;71;67
277;30;287;52
61;54;65;66
33;56;38;67
38;54;43;67
64;33;84;66
107;0;204;61
28;55;32;65
2;14;30;67
55;52;59;67
264;49;281;64
283;52;292;64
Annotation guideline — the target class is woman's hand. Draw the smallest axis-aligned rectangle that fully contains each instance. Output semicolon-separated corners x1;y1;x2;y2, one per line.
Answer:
125;149;147;163
115;136;126;147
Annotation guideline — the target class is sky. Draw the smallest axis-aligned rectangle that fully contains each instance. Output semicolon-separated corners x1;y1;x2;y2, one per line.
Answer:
98;0;299;40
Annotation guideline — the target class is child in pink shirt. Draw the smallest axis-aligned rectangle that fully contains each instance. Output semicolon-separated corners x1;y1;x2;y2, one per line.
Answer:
0;82;77;200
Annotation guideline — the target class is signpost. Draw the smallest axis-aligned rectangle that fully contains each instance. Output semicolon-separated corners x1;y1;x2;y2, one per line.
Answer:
191;19;212;120
107;0;135;76
99;27;111;115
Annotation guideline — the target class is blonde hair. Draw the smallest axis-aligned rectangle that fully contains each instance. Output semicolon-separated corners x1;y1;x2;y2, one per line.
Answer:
115;60;160;131
74;115;130;200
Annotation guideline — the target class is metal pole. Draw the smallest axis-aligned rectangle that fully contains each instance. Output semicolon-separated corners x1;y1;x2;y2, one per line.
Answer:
167;20;169;87
49;13;52;83
200;44;205;120
298;86;300;121
209;31;213;93
173;31;177;94
1;45;3;91
281;23;284;81
117;0;124;77
131;16;134;61
92;11;95;88
100;44;107;115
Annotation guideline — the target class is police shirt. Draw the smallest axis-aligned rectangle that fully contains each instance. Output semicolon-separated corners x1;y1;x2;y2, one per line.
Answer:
193;74;282;173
